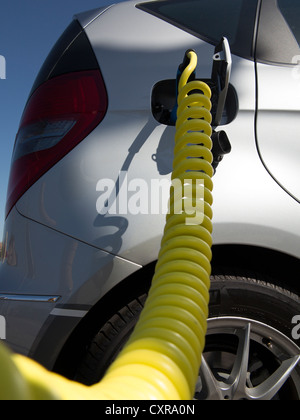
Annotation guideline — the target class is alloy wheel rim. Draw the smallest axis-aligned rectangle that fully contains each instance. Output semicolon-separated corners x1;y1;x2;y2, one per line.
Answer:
196;316;300;400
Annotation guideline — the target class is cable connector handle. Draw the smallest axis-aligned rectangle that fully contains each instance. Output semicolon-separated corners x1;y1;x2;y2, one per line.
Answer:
211;37;232;127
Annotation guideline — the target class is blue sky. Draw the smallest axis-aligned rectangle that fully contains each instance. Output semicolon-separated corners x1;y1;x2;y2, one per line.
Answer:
0;0;128;240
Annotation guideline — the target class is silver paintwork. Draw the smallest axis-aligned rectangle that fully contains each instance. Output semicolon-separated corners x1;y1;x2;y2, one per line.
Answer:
49;308;88;318
0;207;140;359
256;62;300;202
73;5;114;29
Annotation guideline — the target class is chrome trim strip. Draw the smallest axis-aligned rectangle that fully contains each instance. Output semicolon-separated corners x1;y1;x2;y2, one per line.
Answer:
0;294;60;303
50;308;88;318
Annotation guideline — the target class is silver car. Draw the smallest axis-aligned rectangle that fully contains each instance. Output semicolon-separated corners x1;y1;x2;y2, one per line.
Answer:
1;0;300;400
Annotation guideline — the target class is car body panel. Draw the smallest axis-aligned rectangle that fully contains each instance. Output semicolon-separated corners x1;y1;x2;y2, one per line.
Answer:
212;111;300;260
74;6;113;29
0;207;141;359
255;0;300;203
256;63;300;203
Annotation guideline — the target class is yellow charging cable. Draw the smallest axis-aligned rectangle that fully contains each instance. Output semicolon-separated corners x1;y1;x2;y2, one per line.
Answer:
0;50;213;400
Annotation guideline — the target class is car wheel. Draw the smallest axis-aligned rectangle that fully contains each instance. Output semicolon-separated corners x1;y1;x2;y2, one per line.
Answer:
75;275;300;400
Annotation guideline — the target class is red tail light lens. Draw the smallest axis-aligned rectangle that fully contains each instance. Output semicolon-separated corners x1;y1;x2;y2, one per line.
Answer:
6;70;108;218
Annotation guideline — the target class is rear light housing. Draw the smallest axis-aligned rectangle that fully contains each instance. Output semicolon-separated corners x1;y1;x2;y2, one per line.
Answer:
5;20;108;218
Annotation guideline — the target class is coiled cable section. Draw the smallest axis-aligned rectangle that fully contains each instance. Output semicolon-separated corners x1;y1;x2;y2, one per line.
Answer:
98;50;214;400
0;50;214;400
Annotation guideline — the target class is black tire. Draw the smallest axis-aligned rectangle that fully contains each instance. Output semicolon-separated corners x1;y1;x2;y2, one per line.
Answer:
209;274;300;341
74;274;300;399
75;294;148;385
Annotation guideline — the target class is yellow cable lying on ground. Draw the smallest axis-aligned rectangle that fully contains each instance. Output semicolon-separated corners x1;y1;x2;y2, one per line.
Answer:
0;50;213;400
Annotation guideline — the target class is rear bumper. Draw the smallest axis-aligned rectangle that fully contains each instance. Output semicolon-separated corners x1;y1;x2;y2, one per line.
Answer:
0;207;141;368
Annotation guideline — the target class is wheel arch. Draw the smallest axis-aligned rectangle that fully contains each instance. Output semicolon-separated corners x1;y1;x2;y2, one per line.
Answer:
53;261;155;378
211;244;300;295
53;244;300;378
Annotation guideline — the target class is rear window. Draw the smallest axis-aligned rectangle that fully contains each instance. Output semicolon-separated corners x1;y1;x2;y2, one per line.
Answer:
278;0;300;47
30;20;99;96
137;0;258;59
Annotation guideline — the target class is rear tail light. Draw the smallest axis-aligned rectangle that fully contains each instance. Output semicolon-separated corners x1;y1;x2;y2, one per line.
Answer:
5;21;108;218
